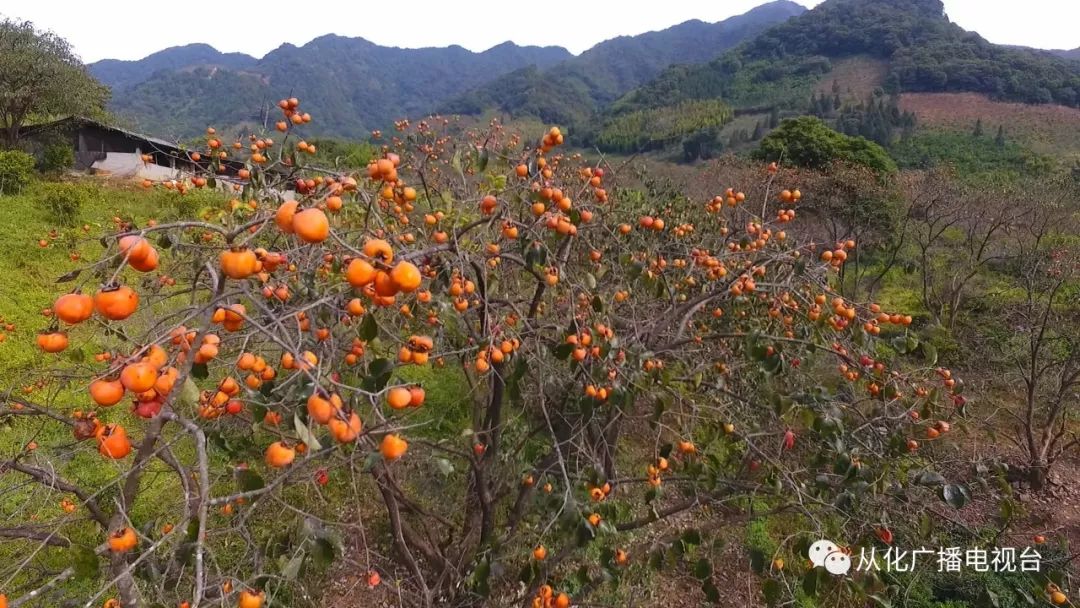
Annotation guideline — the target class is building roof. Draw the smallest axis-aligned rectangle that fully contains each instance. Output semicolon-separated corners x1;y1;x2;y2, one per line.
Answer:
20;116;182;151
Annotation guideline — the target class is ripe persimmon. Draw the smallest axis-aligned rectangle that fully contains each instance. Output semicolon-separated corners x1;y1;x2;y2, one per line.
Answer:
36;331;68;353
386;386;412;410
373;271;399;297
97;423;132;459
389;261;422;292
221;247;258;279
94;285;139;320
292;208;329;243
380;434;408;460
238;590;265;608
54;292;93;324
274;200;299;233
362;238;393;263
346;259;377;287
108;527;137;552
328;411;362;443
307;392;337;424
118;235;152;264
90;378;125;406
129;247;159;272
265;441;296;468
408;385;425;407
120;362;159;393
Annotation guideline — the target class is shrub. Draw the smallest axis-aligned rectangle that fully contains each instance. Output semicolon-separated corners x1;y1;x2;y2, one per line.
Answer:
40;142;74;174
35;182;102;226
754;116;898;173
0;149;35;194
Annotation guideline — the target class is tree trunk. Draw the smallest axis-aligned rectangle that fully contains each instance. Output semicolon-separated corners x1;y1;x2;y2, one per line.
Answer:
1027;461;1048;492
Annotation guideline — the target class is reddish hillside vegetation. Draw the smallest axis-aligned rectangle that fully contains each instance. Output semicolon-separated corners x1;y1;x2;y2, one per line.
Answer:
899;92;1080;154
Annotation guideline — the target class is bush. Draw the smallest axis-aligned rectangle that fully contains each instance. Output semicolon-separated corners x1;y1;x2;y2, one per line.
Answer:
40;143;74;174
753;116;898;173
0;149;35;194
35;182;103;226
151;187;228;221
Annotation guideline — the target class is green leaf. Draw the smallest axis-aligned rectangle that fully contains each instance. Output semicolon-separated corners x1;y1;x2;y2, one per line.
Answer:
681;529;702;547
977;587;1001;608
919;342;938;366
358;315;378;341
802;568;821;597
918;513;933;538
469;557;491;596
585;272;597;289
178;377;200;409
648;549;664;570
749;548;766;574
869;594;893;608
294;414;323;451
191;363;209;380
363;358;393;391
55;268;82;283
435;458;455;476
693;558;712;580
702;579;721;604
591;295;604;312
236;469;265;492
281;550;305;580
72;545;99;580
311;537;336;566
763;579;782;605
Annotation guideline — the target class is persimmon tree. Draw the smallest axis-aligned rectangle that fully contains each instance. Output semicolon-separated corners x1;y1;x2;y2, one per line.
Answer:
988;202;1079;491
2;102;969;608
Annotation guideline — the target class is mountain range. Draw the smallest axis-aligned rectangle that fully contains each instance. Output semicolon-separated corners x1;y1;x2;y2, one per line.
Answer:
90;1;806;138
92;39;571;138
90;0;1080;150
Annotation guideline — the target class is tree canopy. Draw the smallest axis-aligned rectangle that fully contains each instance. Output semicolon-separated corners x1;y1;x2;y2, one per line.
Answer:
753;115;898;173
0;19;109;146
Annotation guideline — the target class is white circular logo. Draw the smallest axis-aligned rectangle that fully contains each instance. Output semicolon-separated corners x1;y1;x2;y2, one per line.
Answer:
824;550;852;575
808;539;838;568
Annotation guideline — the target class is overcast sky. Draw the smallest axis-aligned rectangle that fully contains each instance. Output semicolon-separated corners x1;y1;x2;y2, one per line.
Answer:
3;0;1078;63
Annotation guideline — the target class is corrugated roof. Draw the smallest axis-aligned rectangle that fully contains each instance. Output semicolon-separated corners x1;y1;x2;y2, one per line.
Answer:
20;116;181;151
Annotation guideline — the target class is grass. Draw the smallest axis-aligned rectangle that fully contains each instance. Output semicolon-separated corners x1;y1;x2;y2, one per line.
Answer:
0;177;183;599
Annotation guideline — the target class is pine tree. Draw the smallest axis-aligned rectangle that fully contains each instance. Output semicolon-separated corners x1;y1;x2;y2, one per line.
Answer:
995;125;1006;147
973;118;983;137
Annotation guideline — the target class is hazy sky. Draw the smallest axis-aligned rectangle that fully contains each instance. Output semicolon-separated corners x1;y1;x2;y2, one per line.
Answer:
3;0;1078;63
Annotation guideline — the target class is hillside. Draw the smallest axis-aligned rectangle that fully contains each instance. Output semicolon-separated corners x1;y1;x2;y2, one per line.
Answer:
898;92;1080;156
89;43;257;91
440;0;806;125
1051;47;1080;61
93;38;571;138
613;0;1080;118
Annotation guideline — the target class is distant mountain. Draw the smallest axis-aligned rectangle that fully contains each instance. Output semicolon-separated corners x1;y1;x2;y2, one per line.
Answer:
91;38;571;138
441;0;807;125
1051;48;1080;61
614;0;1080;115
90;44;257;91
